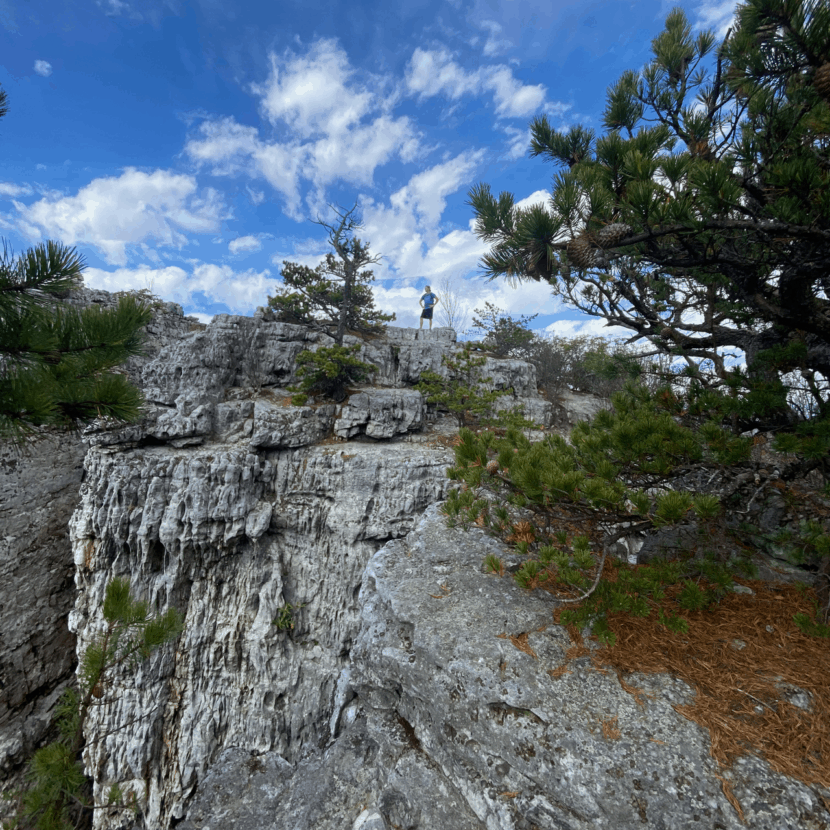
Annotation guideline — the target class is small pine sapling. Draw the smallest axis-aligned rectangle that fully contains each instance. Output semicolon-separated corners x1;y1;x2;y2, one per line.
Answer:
416;343;509;428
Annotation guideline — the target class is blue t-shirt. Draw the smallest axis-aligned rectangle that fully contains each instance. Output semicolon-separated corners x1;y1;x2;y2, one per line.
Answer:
421;292;437;308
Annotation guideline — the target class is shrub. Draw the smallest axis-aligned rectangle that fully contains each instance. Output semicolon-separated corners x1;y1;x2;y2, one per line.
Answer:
291;344;376;403
416;343;509;428
469;302;537;358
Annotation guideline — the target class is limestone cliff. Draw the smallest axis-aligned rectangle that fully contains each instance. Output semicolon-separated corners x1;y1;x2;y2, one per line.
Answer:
3;295;827;830
0;290;199;787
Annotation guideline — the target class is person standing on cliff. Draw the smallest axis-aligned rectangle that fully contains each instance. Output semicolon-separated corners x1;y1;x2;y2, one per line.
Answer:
419;285;439;330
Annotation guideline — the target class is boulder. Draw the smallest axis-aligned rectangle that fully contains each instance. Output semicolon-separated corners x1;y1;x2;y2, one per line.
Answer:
334;389;425;440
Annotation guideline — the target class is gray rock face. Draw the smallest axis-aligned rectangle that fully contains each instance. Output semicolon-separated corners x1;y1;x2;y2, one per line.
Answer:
70;443;453;829
59;312;550;829
334;389;425;439
0;435;85;782
175;505;829;830
10;298;813;830
0;291;196;796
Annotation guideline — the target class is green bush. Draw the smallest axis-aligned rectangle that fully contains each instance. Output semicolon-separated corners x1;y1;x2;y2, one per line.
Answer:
469;302;537;358
442;383;830;642
291;344;376;403
416;343;509;428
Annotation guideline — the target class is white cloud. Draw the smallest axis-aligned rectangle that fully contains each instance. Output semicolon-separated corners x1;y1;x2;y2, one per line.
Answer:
251;38;375;138
694;0;740;38
354;151;487;283
404;47;555;119
13;168;228;265
515;189;551;212
0;182;33;197
33;60;52;77
184;117;262;175
228;235;262;254
246;186;265;205
543;316;632;340
478;20;512;57
405;47;481;101
373;274;559;331
501;126;532;160
83;260;279;314
186;39;423;219
485;67;546;118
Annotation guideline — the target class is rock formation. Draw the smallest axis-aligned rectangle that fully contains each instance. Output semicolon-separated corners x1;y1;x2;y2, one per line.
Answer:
2;293;827;830
0;290;200;788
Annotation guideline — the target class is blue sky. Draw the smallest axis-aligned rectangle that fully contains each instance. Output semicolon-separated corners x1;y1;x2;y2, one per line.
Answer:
0;0;737;335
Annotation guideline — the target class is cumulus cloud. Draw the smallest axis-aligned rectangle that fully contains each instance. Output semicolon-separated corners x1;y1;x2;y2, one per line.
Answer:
229;235;262;254
251;38;375;138
83;260;279;314
405;47;558;119
544;316;632;340
373;274;558;331
33;60;52;77
0;182;33;198
694;0;740;38
12;168;228;265
354;151;487;281
185;38;423;218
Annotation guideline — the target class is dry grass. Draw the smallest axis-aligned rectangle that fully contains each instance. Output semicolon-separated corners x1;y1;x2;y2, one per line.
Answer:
601;715;622;740
564;580;830;789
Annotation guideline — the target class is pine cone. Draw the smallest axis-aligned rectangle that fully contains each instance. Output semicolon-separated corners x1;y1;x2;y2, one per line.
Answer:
92;684;104;699
815;62;830;104
566;235;596;269
486;460;500;474
596;223;632;248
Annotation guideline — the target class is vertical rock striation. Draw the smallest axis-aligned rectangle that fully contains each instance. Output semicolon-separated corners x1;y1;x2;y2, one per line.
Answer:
66;313;549;827
0;290;198;795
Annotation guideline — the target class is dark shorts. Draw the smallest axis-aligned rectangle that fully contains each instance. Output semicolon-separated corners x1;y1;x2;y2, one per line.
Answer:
421;307;433;319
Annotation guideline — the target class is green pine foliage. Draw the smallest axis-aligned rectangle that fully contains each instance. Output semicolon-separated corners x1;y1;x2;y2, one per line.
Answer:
416;343;509;428
290;344;376;403
470;302;538;358
267;203;394;344
466;0;830;432
0;240;153;442
3;579;182;830
441;384;830;640
268;258;394;340
1;87;152;443
457;1;830;639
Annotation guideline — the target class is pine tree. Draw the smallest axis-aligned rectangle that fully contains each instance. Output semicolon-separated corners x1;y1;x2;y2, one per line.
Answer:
268;202;395;344
0;85;152;443
0;240;152;442
416;344;509;428
470;302;538;358
467;0;830;424
455;2;830;637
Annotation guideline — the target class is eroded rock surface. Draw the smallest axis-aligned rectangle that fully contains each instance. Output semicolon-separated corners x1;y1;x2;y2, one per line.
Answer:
178;505;830;830
10;299;815;830
0;290;197;792
70;442;454;829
